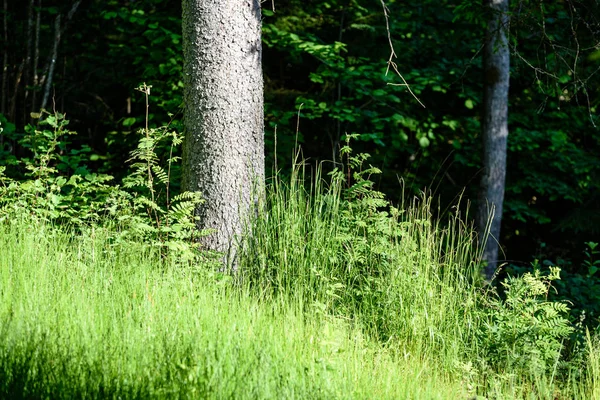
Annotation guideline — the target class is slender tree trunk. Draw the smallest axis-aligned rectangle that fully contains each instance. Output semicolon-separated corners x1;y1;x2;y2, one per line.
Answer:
1;0;8;117
31;0;41;117
478;0;510;280
332;7;345;165
41;14;60;112
181;0;265;269
24;0;34;121
38;0;79;113
8;59;24;121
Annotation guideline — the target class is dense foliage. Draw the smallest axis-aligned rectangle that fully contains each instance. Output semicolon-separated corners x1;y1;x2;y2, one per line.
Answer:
0;1;600;397
2;0;599;327
0;113;598;398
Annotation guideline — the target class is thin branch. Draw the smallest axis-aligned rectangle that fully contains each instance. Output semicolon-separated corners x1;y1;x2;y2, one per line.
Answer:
512;0;600;124
510;43;560;81
24;0;34;106
260;0;275;13
379;0;425;108
57;0;82;39
333;6;346;165
8;59;24;121
453;43;485;88
22;0;36;124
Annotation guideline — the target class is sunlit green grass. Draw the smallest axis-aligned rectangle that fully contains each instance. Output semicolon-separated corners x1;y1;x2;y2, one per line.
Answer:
0;157;599;398
0;221;468;399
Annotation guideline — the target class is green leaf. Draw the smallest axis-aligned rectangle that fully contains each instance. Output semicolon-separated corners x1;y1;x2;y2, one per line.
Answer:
102;11;117;20
123;117;137;127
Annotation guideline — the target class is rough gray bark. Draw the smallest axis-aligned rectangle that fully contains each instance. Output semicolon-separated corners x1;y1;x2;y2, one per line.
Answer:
181;0;265;269
478;0;510;280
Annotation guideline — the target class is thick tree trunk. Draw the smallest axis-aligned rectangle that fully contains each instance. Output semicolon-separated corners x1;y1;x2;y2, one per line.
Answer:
478;0;510;280
181;0;265;269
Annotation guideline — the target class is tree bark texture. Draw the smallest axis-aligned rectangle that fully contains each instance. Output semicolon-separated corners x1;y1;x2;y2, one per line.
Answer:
478;0;510;280
181;0;265;268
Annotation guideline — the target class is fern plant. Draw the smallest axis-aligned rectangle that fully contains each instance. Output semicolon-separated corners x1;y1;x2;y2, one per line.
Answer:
108;83;205;264
335;134;401;266
475;263;574;377
0;85;207;266
325;135;403;317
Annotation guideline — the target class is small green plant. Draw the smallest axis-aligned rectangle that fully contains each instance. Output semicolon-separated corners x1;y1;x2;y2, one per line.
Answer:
551;242;600;325
0;111;116;224
511;242;600;328
583;242;599;278
0;85;206;266
95;84;206;264
585;329;600;399
475;263;574;378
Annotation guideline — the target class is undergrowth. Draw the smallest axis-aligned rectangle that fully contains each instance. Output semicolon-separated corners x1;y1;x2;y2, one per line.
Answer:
0;221;463;399
0;108;599;399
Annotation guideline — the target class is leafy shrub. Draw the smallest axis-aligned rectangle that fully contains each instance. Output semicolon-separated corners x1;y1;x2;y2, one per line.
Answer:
0;87;206;266
104;85;205;263
0;111;117;225
475;264;574;377
239;134;481;357
506;242;600;330
551;242;600;325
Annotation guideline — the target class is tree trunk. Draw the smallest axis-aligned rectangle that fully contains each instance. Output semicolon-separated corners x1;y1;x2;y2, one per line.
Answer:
1;0;8;116
31;0;41;119
181;0;265;269
478;0;510;280
24;0;34;121
40;14;60;112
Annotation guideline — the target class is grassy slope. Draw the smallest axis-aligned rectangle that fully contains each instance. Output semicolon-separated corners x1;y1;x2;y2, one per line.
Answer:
0;161;598;399
0;222;464;399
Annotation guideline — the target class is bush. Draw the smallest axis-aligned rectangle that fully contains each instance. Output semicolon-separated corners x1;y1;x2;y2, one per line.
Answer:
474;265;573;378
0;100;205;266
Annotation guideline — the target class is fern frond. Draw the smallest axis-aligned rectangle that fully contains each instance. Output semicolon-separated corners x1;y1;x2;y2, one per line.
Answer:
151;164;169;185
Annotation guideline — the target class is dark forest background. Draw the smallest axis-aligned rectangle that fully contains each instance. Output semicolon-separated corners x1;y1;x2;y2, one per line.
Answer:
1;0;599;289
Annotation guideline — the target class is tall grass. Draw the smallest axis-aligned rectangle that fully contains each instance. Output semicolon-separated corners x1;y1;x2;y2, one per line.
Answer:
236;155;600;399
0;220;467;399
586;330;600;400
1;153;599;398
239;157;482;364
